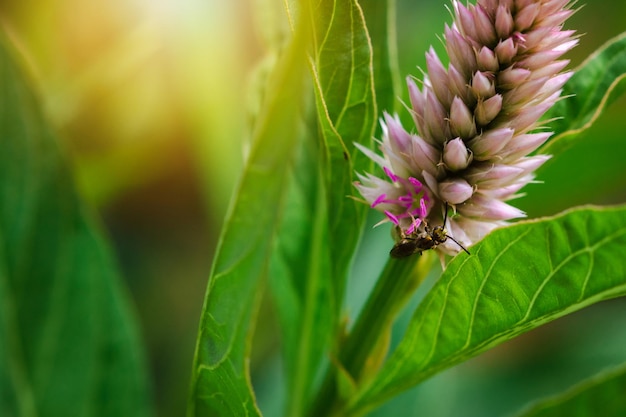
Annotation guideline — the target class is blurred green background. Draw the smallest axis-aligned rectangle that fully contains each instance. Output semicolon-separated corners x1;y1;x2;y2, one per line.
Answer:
1;0;625;416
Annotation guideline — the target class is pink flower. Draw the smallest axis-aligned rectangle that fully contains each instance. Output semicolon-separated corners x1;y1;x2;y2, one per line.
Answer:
355;0;577;256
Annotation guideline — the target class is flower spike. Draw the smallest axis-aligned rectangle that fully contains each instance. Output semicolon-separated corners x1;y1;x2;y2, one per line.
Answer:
354;0;576;256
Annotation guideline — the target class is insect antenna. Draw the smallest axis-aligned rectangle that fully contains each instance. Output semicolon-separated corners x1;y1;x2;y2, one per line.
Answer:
447;235;471;255
442;201;471;255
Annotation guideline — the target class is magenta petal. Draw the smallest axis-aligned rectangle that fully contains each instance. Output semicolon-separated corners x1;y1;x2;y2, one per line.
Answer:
406;218;422;235
385;210;400;225
419;198;428;218
371;193;387;208
408;177;423;192
383;167;398;182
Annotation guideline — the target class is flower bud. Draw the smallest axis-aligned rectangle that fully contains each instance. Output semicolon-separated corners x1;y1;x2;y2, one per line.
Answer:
494;38;517;65
511;155;552;176
479;178;528;200
504;77;548;109
410;134;441;177
459;194;525;221
468;127;515;160
406;77;433;144
522;25;551;52
427;48;452;108
536;72;574;101
449;96;476;139
471;71;495;98
475;4;497;46
424;88;449;143
495;5;514;39
544;31;578;51
445;25;476;77
407;76;425;116
465;164;525;188
515;3;540;32
449;64;472;105
500;132;551;161
532;60;570;79
518;50;568;71
454;1;478;41
541;9;575;28
476;46;499;73
439;178;473;204
498;67;531;89
475;94;503;126
506;100;552;133
443;138;473;171
455;216;500;243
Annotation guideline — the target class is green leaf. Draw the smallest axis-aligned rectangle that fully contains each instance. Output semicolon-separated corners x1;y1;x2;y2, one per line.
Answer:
360;0;400;118
513;363;626;417
540;31;626;156
187;8;311;417
348;205;626;416
0;34;151;417
267;0;380;414
268;99;334;416
311;0;377;295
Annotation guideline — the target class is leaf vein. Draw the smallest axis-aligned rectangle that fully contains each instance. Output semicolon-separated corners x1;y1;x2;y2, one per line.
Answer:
521;225;626;322
421;255;474;368
464;228;532;348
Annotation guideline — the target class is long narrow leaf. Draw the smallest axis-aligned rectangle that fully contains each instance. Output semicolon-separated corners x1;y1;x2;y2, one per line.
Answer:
0;34;151;417
360;0;400;117
187;10;311;416
268;122;333;415
267;0;379;414
311;0;377;291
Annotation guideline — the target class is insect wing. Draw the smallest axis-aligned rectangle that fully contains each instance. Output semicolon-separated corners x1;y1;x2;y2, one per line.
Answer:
390;239;420;258
414;234;436;252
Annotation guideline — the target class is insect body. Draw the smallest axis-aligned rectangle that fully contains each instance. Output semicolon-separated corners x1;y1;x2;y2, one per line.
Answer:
389;203;470;258
389;224;450;258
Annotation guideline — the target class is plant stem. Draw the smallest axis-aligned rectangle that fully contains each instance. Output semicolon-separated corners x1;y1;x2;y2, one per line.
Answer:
307;252;435;417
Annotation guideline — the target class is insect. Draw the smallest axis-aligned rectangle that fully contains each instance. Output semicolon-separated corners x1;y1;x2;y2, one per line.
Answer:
390;202;470;258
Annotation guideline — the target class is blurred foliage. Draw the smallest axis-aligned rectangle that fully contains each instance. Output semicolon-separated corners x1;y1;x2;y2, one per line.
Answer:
0;1;259;415
0;33;152;416
1;0;626;416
